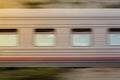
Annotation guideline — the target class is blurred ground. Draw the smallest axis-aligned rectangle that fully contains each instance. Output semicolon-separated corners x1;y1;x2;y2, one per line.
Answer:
0;0;120;8
58;68;120;80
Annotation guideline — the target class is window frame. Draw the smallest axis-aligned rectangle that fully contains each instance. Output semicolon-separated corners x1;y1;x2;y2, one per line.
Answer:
34;28;56;47
71;28;93;47
108;28;120;46
0;29;18;47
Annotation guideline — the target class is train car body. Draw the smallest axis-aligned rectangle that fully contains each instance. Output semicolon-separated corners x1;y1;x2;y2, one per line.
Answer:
0;9;120;67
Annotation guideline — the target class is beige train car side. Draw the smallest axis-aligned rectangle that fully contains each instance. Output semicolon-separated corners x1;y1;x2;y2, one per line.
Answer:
0;9;119;67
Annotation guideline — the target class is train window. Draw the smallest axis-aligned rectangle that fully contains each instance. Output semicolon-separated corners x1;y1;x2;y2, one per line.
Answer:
108;28;120;46
0;29;18;46
71;28;92;46
34;29;55;46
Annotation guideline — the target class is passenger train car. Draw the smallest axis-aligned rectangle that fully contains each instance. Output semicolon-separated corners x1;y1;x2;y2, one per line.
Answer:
0;9;120;67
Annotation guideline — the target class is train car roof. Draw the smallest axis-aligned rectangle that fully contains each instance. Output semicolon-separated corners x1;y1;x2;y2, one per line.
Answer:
0;9;120;17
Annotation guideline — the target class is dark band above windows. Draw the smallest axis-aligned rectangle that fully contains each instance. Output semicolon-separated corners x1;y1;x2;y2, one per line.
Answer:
0;29;17;32
35;29;54;32
72;28;91;32
109;28;120;32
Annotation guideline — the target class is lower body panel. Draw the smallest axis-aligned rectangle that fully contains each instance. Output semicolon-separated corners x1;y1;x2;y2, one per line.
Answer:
0;56;119;67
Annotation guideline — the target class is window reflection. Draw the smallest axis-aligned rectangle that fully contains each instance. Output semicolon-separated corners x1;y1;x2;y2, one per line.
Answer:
72;34;91;46
108;28;120;46
0;34;17;46
109;34;120;45
0;29;17;46
35;34;55;46
34;29;55;46
71;28;92;46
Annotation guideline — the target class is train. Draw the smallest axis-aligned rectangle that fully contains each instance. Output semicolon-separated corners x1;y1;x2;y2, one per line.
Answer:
0;9;120;67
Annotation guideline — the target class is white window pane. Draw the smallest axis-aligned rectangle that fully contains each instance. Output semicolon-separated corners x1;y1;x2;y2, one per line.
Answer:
0;34;17;46
35;34;55;46
109;34;120;45
72;34;91;46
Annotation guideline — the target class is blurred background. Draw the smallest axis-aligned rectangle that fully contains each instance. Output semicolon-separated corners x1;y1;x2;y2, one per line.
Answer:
0;0;120;8
0;0;120;80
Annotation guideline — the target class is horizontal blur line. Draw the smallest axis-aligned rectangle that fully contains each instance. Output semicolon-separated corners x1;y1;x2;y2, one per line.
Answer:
0;60;120;62
0;51;120;54
0;56;119;61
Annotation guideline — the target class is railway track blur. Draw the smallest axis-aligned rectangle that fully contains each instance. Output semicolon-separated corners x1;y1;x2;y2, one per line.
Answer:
58;68;120;80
